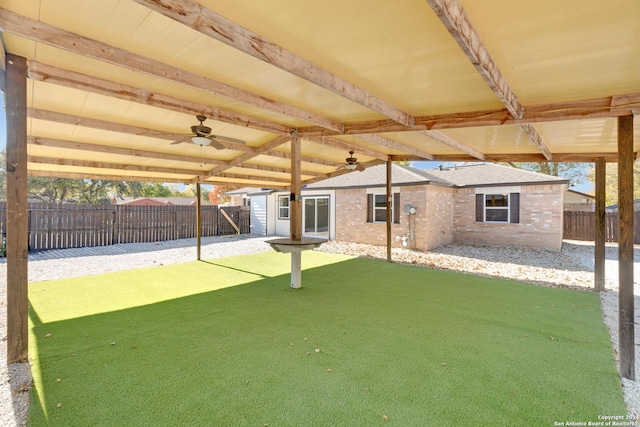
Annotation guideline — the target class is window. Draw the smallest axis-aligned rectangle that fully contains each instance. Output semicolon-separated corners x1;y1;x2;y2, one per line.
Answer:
278;195;290;219
475;193;519;223
367;193;400;224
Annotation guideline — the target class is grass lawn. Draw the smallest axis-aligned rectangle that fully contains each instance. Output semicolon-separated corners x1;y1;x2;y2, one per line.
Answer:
27;251;626;426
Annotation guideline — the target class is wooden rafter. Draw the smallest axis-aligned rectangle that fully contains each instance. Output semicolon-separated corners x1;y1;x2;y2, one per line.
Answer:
425;0;524;119
0;8;342;132
27;60;289;136
233;163;324;178
304;136;388;161
206;135;291;178
430;152;620;163
29;169;193;184
28;136;225;166
303;160;386;185
216;173;291;186
357;134;434;160
520;124;553;161
263;150;343;167
134;0;414;128
297;92;640;136
420;130;485;160
28;156;209;177
29;108;255;153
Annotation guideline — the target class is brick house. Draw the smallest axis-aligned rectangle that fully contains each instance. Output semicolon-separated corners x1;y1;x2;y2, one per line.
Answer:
229;163;569;251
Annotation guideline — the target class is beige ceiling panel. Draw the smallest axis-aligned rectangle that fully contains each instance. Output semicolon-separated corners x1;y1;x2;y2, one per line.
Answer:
203;0;503;115
461;0;640;105
536;118;640;154
436;126;539;155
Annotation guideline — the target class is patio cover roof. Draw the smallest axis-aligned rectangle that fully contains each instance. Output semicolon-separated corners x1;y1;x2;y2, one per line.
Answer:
1;0;639;188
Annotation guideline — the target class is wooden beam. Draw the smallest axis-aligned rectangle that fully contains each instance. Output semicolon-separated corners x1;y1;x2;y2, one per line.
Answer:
5;53;29;364
27;156;209;177
206;135;291;178
617;115;635;381
27;60;289;135
0;8;342;132
29;136;225;166
263;150;343;167
305;136;388;161
301;160;385;185
29;108;249;152
298;92;640;136
135;0;414;128
425;0;524;119
420;130;485;160
0;39;6;90
521;124;553;161
216;173;291;185
386;158;392;262
290;130;302;241
358;134;434;160
233;163;324;177
196;183;201;261
594;158;606;292
28;169;190;183
428;152;620;163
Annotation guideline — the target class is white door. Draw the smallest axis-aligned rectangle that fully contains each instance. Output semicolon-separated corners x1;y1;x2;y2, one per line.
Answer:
303;196;329;238
250;195;267;235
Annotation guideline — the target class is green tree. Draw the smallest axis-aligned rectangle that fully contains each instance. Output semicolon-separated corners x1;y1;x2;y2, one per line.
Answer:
140;183;173;197
27;177;85;203
587;161;640;206
505;162;589;186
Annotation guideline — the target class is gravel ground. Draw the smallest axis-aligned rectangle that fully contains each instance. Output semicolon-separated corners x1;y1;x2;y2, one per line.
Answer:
0;236;638;425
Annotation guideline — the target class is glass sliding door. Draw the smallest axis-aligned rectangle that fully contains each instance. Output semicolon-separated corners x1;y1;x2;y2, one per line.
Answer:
303;196;329;238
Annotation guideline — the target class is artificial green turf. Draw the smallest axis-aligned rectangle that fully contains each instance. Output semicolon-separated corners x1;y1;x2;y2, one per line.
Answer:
27;251;627;426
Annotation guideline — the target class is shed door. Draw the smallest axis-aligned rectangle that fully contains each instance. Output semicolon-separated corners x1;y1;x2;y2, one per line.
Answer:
250;195;267;236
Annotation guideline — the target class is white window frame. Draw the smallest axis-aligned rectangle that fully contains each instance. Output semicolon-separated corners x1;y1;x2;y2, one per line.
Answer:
278;195;290;219
373;194;391;223
484;193;510;223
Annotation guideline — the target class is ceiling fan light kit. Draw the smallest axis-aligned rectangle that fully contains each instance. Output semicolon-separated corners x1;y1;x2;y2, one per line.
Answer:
171;114;247;149
191;136;211;146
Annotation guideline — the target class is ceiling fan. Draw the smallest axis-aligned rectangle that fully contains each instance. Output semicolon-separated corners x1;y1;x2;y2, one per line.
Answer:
170;115;246;149
344;150;365;171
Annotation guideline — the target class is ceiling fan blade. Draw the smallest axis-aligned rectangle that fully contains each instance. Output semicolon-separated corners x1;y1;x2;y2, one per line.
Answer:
356;163;366;172
208;138;227;150
170;135;193;145
211;134;246;145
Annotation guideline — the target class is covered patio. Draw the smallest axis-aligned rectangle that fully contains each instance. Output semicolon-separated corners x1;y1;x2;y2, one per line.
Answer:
1;0;638;381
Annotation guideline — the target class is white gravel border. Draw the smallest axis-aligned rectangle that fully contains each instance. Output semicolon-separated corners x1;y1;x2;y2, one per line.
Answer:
0;236;638;425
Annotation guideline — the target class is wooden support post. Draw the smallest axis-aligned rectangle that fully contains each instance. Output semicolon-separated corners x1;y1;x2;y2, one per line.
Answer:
386;157;392;262
196;183;201;261
290;129;302;288
6;54;29;364
594;158;606;292
617;115;635;381
290;129;302;241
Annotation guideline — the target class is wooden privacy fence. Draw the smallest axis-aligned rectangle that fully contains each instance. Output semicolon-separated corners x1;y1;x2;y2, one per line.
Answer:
0;202;250;252
563;210;640;243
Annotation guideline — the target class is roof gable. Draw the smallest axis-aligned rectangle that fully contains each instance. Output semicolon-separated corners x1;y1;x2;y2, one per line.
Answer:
421;164;569;187
305;163;569;190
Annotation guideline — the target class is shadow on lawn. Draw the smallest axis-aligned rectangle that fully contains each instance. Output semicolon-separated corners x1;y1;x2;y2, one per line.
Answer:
27;254;627;426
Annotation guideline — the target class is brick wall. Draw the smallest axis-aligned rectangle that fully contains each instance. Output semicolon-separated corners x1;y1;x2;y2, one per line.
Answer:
452;184;565;251
334;186;454;250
